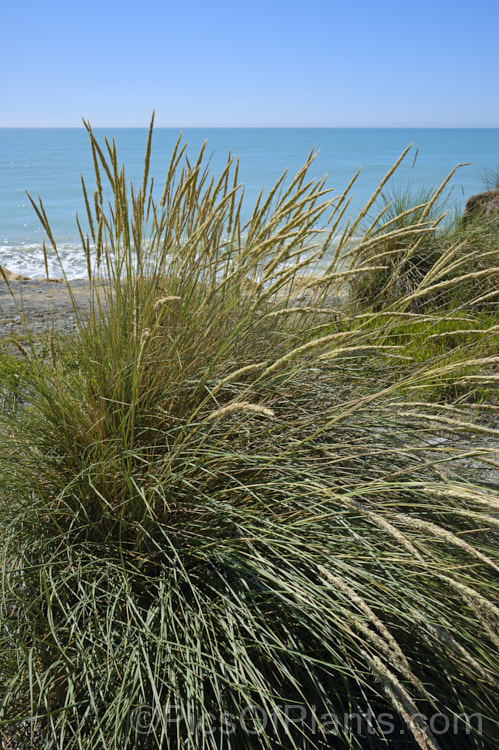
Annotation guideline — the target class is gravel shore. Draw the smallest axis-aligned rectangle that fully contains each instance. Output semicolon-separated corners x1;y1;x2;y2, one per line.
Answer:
0;278;94;338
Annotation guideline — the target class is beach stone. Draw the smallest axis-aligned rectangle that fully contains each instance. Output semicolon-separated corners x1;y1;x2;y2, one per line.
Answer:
462;190;499;226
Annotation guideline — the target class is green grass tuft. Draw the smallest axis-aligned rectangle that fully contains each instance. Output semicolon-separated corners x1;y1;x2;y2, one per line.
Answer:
0;120;498;749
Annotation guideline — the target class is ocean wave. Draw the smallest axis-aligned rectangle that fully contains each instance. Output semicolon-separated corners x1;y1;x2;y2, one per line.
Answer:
0;242;89;280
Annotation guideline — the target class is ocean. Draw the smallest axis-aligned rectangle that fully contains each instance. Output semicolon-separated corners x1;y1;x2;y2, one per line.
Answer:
1;128;498;279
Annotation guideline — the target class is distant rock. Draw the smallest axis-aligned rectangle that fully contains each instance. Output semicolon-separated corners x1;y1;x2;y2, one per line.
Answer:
462;190;499;226
0;266;63;283
0;265;31;281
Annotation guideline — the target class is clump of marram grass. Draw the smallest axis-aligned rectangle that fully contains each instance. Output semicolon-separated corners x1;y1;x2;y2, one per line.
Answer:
480;166;499;192
347;184;451;310
347;180;499;314
0;117;498;750
343;180;498;403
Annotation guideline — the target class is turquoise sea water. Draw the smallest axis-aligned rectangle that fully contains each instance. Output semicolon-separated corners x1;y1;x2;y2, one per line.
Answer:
1;128;498;278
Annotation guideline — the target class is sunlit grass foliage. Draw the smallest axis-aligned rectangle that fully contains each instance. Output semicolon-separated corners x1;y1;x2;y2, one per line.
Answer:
347;182;499;314
0;117;498;749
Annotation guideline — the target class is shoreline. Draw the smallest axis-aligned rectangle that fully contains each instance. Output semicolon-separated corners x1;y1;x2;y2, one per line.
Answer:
0;278;93;338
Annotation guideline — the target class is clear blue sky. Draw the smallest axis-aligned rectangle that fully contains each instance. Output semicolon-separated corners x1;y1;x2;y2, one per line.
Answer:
2;0;498;127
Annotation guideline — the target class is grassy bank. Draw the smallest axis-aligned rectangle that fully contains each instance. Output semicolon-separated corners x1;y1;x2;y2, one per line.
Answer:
0;118;498;750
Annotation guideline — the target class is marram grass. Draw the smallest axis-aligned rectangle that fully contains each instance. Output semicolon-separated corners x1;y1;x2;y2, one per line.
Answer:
347;182;499;314
0;116;498;749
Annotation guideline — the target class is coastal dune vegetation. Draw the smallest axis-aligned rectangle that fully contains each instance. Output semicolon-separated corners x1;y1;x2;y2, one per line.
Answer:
0;115;498;749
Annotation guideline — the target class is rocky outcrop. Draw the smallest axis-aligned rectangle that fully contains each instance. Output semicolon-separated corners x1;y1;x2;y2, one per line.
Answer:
462;190;499;226
1;266;63;284
0;265;31;282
